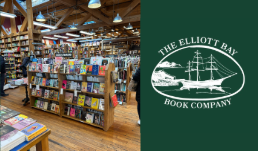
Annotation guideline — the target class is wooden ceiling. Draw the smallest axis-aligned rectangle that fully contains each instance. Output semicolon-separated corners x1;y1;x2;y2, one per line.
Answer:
1;0;141;37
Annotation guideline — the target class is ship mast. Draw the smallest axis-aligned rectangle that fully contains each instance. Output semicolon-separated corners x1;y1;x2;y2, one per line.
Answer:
210;54;213;80
196;50;200;81
188;61;191;80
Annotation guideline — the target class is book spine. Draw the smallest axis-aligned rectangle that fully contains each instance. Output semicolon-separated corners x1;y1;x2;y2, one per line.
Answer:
26;126;47;141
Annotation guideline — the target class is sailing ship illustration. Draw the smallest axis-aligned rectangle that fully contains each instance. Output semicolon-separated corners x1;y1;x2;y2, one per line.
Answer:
180;50;237;92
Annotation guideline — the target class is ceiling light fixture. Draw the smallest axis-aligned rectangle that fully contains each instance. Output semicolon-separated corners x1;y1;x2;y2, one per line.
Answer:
70;22;77;30
80;31;92;35
0;11;17;18
126;23;133;29
66;33;80;37
88;0;101;9
54;35;69;39
74;37;92;40
43;36;58;40
41;29;51;33
33;21;57;29
36;11;46;21
134;28;139;34
113;0;122;23
67;39;78;42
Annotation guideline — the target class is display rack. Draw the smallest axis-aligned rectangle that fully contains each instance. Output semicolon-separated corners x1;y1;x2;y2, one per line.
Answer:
3;52;16;79
27;63;115;131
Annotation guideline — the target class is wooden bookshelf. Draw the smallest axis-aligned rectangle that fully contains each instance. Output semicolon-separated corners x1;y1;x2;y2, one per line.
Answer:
27;63;115;131
126;63;133;103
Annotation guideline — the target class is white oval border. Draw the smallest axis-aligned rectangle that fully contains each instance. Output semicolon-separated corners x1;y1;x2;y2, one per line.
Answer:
151;45;245;101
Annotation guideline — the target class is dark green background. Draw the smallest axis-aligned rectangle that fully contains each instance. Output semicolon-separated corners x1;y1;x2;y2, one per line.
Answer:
141;1;258;150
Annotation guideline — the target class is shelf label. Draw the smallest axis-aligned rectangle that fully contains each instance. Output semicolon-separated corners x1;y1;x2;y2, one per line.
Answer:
60;88;63;94
36;85;40;90
30;84;32;89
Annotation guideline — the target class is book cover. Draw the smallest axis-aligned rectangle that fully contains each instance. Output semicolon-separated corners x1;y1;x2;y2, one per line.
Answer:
60;64;65;73
66;81;71;89
92;65;99;75
1;129;26;151
64;105;68;115
34;100;38;106
62;80;67;89
0;111;20;121
42;78;46;86
49;90;55;99
37;64;42;72
42;64;48;72
55;57;63;65
44;90;50;98
71;81;77;90
39;101;44;108
32;88;36;96
102;58;109;66
99;99;104;110
53;91;59;100
53;79;57;87
64;92;73;103
91;98;99;109
93;113;100;125
0;125;16;137
68;60;74;65
21;123;46;141
99;83;105;94
39;78;43;85
46;79;50;86
55;105;59;113
80;65;86;74
87;82;93;92
72;96;78;104
50;79;54;87
66;65;70;74
84;58;90;65
77;82;81;91
75;107;81;119
81;109;87;121
93;83;100;94
111;71;118;83
99;66;106;76
36;89;41;97
75;64;81;74
31;76;35;84
110;94;118;107
69;65;75;74
43;102;48;110
51;103;56;111
78;94;85;106
4;115;25;126
31;63;36;71
36;100;41;108
34;77;38;85
86;112;94;123
70;107;75;117
47;103;51;110
81;82;87;92
85;96;92;107
50;65;54;73
86;65;92;75
54;64;59;73
12;118;37;131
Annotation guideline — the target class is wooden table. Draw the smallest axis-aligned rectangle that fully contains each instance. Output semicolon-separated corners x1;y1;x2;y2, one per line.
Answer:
11;129;51;151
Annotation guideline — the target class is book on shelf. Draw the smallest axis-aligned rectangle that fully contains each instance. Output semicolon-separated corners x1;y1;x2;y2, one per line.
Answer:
66;81;71;89
64;92;73;103
70;107;75;117
49;90;55;99
50;65;54;73
77;82;81;91
93;83;100;94
69;65;75;74
99;66;105;76
36;63;42;72
81;108;87;121
51;103;56;111
31;88;36;96
55;105;59;113
43;102;48;110
92;65;99;75
62;80;67;89
111;71;118;83
12;118;37;131
54;64;59;73
44;90;49;98
46;79;50;86
60;64;65;73
39;101;44;108
53;91;59;100
99;99;104;110
75;64;81;74
110;94;118;107
85;96;92;107
68;60;74;65
93;113;100;125
81;82;87;92
42;78;46;86
72;95;78;104
91;98;99;109
21;123;47;141
86;112;94;123
78;94;85;106
42;64;49;72
86;65;92;75
87;82;93;92
99;83;105;94
31;76;35;84
80;65;86;74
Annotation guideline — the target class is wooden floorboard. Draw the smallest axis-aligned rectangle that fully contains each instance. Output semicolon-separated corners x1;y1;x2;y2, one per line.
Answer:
0;87;140;151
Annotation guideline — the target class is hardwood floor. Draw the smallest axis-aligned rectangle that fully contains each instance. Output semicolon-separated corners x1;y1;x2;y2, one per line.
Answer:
1;87;140;151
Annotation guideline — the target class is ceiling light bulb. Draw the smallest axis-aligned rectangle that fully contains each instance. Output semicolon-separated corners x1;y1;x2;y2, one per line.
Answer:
0;11;16;18
126;23;133;30
113;13;122;23
70;23;77;30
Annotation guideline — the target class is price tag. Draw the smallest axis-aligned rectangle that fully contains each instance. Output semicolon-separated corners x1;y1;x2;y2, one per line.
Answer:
124;80;126;84
60;88;63;94
36;85;40;90
115;67;118;71
30;84;32;89
114;90;117;93
74;90;77;97
119;101;122;105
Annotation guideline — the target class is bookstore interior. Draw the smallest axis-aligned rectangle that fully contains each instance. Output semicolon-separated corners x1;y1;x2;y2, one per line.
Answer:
0;0;141;150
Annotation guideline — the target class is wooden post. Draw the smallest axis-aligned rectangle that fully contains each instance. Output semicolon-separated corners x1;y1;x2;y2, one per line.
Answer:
26;0;34;55
126;63;132;103
9;1;16;34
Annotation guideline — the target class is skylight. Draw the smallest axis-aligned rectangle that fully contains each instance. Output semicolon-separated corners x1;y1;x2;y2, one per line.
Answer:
1;0;50;10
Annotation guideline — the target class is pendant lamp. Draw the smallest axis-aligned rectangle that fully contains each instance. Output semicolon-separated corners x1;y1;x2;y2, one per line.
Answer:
70;23;77;29
88;0;101;9
113;13;122;23
126;23;133;29
36;11;46;21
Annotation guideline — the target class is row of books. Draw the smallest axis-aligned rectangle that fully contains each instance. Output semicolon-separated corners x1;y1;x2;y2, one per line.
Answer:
31;76;59;88
60;64;106;76
62;80;105;94
115;83;126;92
34;99;59;113
116;92;126;103
117;69;127;80
29;63;59;73
114;59;128;68
64;92;104;110
32;88;59;100
0;106;47;150
64;105;104;126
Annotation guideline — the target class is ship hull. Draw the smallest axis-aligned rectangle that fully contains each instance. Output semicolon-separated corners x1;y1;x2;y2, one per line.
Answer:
180;79;225;91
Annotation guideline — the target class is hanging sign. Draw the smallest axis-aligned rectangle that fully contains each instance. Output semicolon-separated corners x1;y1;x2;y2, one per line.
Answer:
32;42;45;45
55;53;73;57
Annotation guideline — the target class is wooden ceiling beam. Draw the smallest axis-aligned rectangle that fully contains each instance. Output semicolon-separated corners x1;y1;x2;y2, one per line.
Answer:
41;14;140;35
120;0;141;18
1;26;7;35
13;0;27;17
26;0;34;30
35;21;45;30
77;13;92;25
54;8;74;28
58;0;112;25
0;0;11;25
9;1;17;34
